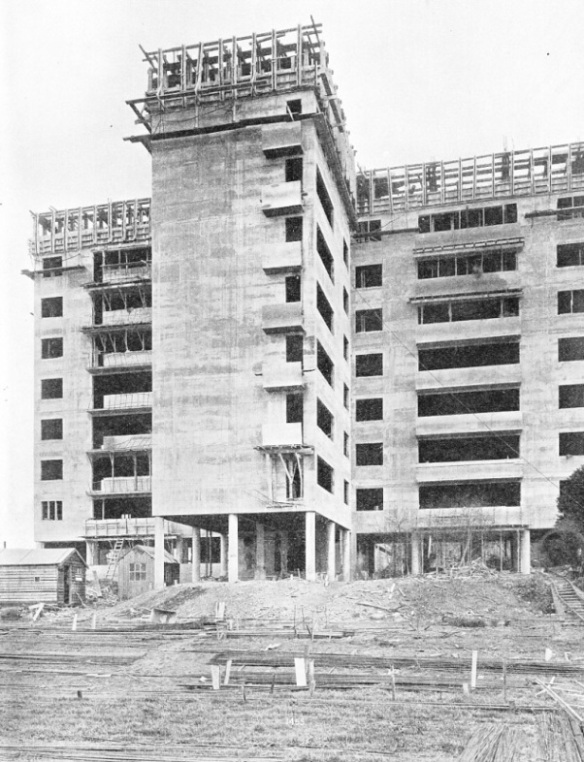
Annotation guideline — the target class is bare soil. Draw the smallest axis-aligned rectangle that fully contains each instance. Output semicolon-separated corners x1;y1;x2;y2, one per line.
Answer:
1;571;582;761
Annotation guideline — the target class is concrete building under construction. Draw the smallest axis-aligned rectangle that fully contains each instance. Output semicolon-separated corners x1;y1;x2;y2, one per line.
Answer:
28;22;584;583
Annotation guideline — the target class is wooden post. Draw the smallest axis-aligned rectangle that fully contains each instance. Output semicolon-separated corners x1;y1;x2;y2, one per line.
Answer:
91;612;97;630
327;521;336;580
224;659;232;686
211;665;221;690
308;659;315;696
294;658;307;687
305;512;316;582
470;650;478;690
154;516;165;589
191;527;201;583
71;614;78;632
228;514;239;583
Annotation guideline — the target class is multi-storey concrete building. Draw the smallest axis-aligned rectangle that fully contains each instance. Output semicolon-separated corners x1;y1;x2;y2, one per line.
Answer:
27;23;584;583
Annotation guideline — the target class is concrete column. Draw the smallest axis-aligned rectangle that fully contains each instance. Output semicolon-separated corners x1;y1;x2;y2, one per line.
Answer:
154;517;165;589
228;514;239;583
255;523;266;579
520;528;531;574
327;521;336;580
280;533;289;575
343;528;352;581
191;527;201;583
411;532;421;576
220;534;228;577
305;511;316;581
85;541;96;566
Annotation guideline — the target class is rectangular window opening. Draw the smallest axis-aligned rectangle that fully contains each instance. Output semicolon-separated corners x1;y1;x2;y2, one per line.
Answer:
41;297;63;318
356;442;383;466
41;419;63;440
41;378;63;399
317;456;334;493
41;459;63;481
356;308;383;333
355;353;383;377
285;217;303;242
316;283;334;332
286;393;304;424
356;264;382;288
419;435;520;463
285;157;303;183
286;334;303;363
356;398;383;421
356;488;383;511
285;275;301;303
559;337;584;362
317;341;334;387
316;226;334;281
418;341;519;370
316;169;334;227
41;337;63;359
316;399;334;439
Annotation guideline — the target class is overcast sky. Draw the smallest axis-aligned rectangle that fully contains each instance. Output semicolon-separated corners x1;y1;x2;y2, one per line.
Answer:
1;0;584;547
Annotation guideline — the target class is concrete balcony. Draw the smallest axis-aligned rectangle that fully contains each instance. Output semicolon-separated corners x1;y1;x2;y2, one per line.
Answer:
261;422;303;447
101;307;152;326
261;242;302;273
84;517;189;539
91;476;152;495
262;302;303;334
417;506;525;529
101;263;151;284
103;392;152;410
101;434;152;451
416;317;521;345
262;122;303;158
416;364;521;392
262;361;304;391
99;351;153;369
416;411;523;438
416;460;523;483
260;181;303;217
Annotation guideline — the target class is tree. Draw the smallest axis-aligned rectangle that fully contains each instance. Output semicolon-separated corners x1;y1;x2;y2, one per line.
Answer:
557;465;584;526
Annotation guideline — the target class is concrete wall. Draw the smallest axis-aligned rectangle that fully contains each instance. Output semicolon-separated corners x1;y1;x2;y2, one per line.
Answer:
34;253;93;545
352;193;584;537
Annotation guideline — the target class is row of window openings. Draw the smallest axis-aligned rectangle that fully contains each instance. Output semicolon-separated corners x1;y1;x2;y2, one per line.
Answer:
354;436;521;466
359;298;520;331
355;482;521;511
358;197;581;245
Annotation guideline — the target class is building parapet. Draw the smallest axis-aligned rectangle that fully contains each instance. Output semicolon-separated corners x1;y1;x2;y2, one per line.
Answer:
357;141;584;215
29;199;151;257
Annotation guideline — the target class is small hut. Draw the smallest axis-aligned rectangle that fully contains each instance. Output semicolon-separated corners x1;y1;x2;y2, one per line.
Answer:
0;548;86;605
117;544;179;600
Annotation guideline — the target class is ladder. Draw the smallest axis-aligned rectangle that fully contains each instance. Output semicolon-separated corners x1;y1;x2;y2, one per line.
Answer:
105;539;125;580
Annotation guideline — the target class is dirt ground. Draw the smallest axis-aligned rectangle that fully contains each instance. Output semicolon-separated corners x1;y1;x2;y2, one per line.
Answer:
1;571;583;761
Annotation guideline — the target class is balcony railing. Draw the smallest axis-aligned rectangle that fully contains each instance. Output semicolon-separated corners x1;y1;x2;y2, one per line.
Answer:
262;361;304;391
261;423;303;447
260;181;303;217
91;476;151;494
84;517;190;538
262;303;303;334
261;242;302;273
91;351;153;370
101;263;151;284
101;434;152;451
101;307;152;326
102;392;153;410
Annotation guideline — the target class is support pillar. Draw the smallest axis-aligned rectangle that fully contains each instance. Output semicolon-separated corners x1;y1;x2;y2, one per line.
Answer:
520;528;531;574
191;527;201;583
327;521;336;580
228;514;239;583
280;532;289;576
305;511;316;582
85;541;96;566
343;528;352;581
154;517;165;589
255;523;266;579
174;536;185;563
411;532;421;576
220;534;227;577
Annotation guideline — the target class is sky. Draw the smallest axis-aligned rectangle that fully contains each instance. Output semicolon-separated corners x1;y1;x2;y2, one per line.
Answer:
1;0;584;547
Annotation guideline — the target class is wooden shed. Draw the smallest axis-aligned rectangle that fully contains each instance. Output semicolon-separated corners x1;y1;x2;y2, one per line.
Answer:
0;548;86;605
117;544;179;600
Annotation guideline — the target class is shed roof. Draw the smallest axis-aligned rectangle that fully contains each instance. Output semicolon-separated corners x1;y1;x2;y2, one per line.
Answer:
119;544;178;565
0;548;86;567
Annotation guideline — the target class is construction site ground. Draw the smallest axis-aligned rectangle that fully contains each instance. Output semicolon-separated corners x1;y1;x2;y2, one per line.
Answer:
2;570;584;761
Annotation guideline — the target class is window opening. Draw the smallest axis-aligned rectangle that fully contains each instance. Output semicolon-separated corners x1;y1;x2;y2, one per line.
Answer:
356;220;382;242
316;169;334;227
42;256;62;278
356;308;383;332
558;290;584;314
557;242;584;267
343;288;349;314
343;336;349;362
559;384;584;409
285;157;303;183
418;388;519;417
285;275;301;303
560;432;584;456
316;399;334;439
418;296;519;324
355;353;383;377
356;398;383;421
41;378;63;399
41;419;63;440
343;383;349;409
356;488;383;511
356;442;383;466
559;337;584;362
344;432;349;457
356;264;382;288
418;435;520;463
557;196;584;221
317;342;334;386
41;297;63;318
285;217;303;242
343;240;349;268
286;334;303;363
418;204;517;233
286;393;303;423
41;338;63;359
344;480;349;505
419;482;520;509
418;341;519;370
316;283;334;331
316;226;334;281
317;456;334;493
41;459;63;481
42;500;63;520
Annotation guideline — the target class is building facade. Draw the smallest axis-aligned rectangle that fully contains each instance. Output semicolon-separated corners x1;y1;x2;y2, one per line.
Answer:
27;23;584;582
